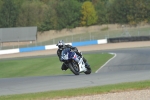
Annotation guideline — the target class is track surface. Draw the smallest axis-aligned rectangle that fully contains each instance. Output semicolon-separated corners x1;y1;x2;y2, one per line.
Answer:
0;47;150;96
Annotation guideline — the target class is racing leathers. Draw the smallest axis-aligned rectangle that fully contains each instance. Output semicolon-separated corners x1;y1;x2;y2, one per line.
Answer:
57;44;90;70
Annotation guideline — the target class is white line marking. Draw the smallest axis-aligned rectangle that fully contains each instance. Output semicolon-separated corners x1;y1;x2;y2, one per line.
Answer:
95;53;117;73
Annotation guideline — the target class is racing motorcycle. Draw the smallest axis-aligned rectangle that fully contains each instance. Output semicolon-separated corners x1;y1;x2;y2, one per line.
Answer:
61;48;91;75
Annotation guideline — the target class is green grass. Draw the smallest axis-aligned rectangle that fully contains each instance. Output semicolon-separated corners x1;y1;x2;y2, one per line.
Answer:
0;53;113;78
0;53;150;100
0;80;150;100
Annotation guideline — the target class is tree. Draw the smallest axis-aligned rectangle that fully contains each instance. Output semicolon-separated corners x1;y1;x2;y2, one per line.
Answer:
80;1;98;26
145;0;150;23
39;0;49;4
16;0;48;28
39;0;82;31
76;0;91;2
0;0;3;8
94;0;110;24
39;0;57;31
55;0;82;30
108;0;150;25
0;0;19;27
127;0;150;25
108;0;129;24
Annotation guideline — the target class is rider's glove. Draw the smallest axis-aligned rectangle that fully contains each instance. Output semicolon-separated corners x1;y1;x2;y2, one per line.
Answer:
80;52;82;56
78;50;83;57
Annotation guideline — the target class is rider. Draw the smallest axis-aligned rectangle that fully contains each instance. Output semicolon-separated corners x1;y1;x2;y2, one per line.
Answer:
56;40;90;71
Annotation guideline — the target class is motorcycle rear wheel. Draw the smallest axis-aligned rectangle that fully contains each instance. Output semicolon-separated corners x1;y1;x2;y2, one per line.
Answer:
84;67;92;75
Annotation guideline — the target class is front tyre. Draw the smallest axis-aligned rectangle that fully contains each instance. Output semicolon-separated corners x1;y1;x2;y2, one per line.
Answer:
68;63;80;75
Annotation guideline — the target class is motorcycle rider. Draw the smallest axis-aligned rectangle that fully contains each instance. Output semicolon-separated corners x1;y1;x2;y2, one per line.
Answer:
56;40;90;71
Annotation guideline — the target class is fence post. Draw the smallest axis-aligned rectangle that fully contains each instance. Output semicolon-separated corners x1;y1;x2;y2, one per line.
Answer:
89;32;91;41
53;38;55;44
72;33;73;42
0;39;2;50
0;43;2;50
18;36;19;48
35;40;37;46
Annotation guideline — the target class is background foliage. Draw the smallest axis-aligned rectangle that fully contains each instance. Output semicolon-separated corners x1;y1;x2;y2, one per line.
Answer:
0;0;150;31
80;1;98;26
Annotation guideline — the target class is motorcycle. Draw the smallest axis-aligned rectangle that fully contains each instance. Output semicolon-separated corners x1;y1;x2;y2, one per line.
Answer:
61;48;91;75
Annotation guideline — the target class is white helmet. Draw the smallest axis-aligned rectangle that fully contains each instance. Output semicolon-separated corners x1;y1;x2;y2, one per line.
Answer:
56;40;65;49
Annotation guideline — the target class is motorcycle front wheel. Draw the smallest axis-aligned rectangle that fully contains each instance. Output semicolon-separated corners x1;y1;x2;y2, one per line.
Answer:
68;61;80;75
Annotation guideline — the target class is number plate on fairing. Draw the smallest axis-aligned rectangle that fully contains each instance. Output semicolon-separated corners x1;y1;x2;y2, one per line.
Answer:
78;58;87;72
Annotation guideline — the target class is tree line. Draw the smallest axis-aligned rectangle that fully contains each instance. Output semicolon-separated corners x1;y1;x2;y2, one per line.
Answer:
0;0;150;32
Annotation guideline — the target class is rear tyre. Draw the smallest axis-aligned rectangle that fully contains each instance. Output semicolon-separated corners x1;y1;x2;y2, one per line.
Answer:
84;66;91;75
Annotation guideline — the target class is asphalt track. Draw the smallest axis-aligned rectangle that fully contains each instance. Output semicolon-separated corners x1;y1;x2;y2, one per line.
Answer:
0;47;150;96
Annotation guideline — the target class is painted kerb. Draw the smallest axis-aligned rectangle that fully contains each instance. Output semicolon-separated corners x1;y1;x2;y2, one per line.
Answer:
19;46;45;53
0;39;107;55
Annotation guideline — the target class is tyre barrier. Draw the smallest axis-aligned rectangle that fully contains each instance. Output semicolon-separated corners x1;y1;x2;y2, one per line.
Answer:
108;36;150;43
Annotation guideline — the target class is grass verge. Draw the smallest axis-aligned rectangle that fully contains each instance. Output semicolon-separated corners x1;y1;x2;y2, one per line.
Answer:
0;53;113;78
0;80;150;100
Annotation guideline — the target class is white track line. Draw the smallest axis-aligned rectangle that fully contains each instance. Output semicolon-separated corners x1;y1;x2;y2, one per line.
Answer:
95;53;117;73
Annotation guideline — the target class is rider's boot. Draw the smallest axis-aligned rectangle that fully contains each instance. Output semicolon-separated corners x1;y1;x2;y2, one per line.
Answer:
61;63;68;71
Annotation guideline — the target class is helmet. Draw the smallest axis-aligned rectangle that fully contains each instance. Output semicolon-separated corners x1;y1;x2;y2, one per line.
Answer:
56;40;65;49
